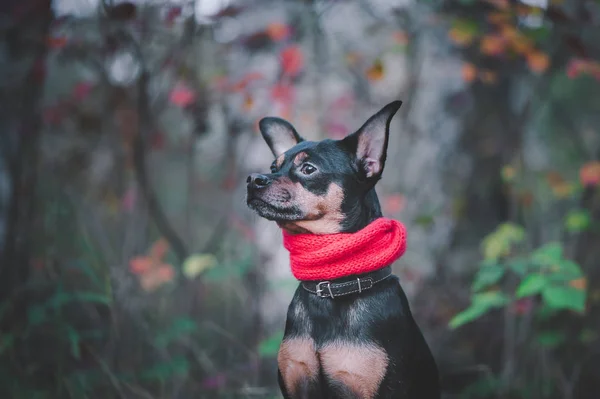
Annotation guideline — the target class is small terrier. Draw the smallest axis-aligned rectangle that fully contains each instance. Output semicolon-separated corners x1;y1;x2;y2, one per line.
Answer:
246;101;440;398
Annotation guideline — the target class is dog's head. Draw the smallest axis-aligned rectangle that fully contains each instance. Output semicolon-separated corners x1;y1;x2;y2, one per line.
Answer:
246;101;402;234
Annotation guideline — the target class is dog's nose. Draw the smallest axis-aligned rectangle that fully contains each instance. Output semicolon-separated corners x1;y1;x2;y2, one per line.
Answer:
246;173;272;189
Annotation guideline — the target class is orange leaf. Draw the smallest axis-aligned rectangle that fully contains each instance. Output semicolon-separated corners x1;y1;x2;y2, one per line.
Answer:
150;238;170;260
569;278;587;291
140;266;173;291
266;22;291;42
462;63;478;83
243;93;254;111
580;161;600;186
526;51;550;73
280;45;304;78
519;191;534;207
510;36;533;55
479;69;498;84
366;59;384;81
345;52;361;66
487;12;511;25
480;35;506;56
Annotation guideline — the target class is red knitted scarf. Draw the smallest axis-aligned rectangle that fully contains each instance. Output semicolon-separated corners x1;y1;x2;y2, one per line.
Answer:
282;217;407;281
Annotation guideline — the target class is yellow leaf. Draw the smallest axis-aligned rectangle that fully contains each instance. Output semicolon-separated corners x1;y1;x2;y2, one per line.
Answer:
182;253;218;279
366;59;384;81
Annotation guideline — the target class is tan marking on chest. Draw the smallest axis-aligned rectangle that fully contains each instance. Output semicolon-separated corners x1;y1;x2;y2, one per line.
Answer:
278;336;320;396
320;341;389;399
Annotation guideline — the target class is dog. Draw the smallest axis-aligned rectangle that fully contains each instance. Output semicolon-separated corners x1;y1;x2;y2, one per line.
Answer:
246;101;440;399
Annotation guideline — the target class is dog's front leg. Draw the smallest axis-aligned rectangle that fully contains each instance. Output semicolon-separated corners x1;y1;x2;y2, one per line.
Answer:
277;335;323;399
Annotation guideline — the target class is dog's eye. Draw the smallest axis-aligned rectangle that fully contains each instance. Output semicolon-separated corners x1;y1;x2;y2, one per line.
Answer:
300;163;317;175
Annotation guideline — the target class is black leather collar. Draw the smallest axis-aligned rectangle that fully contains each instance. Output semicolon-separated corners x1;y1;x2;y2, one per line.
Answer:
301;266;392;299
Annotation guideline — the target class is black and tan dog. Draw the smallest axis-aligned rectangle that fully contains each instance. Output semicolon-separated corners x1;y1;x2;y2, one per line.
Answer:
246;101;440;399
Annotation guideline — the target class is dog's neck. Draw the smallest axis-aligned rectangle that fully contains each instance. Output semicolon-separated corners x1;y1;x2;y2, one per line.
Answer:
282;217;406;281
340;187;383;233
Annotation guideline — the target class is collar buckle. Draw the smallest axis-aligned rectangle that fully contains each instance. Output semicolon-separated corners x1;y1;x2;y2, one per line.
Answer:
316;281;334;298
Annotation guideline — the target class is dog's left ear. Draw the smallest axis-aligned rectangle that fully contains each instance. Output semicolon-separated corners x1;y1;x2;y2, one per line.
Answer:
342;100;402;180
258;117;304;157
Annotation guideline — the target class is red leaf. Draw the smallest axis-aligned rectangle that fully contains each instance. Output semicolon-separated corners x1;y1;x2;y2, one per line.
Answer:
47;35;68;49
169;83;196;107
150;238;170;260
165;6;182;25
230;72;264;92
325;122;348;139
121;187;137;212
280;45;304;78
72;81;93;101
43;105;65;125
129;257;154;274
271;83;294;105
383;193;406;214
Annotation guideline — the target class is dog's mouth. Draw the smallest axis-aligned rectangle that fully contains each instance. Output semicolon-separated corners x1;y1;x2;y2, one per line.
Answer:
246;195;302;222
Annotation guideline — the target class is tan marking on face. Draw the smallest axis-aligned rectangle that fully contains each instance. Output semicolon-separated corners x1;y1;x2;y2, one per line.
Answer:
293;151;308;166
276;154;285;169
320;341;388;399
281;183;345;235
278;337;320;396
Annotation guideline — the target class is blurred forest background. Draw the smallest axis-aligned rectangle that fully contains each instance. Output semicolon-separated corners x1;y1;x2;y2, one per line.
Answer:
1;0;599;398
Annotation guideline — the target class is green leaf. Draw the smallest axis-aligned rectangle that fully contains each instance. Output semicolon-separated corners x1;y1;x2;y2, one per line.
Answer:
531;242;563;266
565;210;591;233
47;291;111;309
557;260;583;277
258;330;284;358
471;263;505;292
154;318;198;347
542;286;586;313
0;333;15;355
27;305;47;326
451;18;479;36
536;330;566;348
139;357;189;382
516;274;547;298
449;291;509;329
579;329;597;344
535;304;558;320
413;214;435;227
507;258;529;275
67;327;81;359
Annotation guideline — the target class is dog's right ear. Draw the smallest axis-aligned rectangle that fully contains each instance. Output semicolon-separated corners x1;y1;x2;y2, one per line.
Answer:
258;117;304;157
